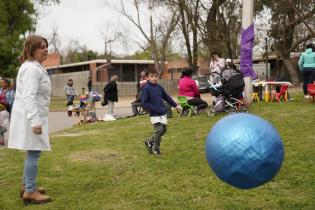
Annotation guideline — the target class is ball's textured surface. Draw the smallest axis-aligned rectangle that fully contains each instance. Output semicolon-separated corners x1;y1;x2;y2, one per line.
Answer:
205;113;284;189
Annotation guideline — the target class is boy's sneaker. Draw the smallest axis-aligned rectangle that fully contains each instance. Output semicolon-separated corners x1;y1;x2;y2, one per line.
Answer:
152;148;161;155
144;140;153;154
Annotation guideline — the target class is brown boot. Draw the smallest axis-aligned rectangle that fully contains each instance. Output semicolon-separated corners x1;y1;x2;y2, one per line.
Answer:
22;190;51;205
20;185;46;198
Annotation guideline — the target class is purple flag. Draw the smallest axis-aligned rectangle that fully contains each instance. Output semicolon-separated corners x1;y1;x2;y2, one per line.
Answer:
240;24;256;79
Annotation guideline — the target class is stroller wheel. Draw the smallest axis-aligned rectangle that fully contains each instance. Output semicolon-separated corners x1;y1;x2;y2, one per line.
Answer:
239;106;248;113
208;108;216;117
227;107;237;114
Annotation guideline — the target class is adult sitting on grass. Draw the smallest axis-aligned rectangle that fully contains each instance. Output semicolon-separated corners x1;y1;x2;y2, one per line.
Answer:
8;35;52;205
178;68;208;113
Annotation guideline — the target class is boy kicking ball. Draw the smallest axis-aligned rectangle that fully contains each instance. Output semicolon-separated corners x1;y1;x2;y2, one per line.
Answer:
141;69;181;155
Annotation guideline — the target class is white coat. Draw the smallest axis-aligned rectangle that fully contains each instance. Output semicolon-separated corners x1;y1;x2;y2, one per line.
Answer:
8;60;51;151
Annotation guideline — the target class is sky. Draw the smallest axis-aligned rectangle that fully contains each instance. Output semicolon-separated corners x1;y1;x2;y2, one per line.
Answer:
35;0;272;57
35;0;147;56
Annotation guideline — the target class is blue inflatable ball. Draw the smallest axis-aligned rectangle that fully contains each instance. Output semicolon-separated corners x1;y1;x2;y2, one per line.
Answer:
205;113;284;189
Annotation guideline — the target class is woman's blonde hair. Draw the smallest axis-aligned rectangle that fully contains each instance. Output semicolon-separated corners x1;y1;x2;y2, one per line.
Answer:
20;35;48;63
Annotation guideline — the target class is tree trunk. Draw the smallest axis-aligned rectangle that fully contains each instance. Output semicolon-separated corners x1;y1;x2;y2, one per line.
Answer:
282;58;300;85
192;0;200;72
178;0;193;67
205;0;227;54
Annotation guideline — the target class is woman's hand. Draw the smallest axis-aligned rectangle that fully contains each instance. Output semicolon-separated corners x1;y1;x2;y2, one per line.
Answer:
32;125;42;135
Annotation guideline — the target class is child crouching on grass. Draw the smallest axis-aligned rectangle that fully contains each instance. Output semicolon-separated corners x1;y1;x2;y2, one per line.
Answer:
141;69;180;155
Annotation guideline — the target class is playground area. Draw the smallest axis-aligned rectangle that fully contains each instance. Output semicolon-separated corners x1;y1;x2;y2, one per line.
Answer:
0;92;314;209
1;0;314;209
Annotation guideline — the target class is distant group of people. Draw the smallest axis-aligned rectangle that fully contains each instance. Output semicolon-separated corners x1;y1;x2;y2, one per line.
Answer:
64;75;118;121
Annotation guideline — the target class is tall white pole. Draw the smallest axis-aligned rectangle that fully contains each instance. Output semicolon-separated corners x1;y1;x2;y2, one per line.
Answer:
242;0;254;105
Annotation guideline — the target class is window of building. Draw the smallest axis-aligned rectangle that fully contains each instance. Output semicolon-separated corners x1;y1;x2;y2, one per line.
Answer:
122;64;135;81
96;69;106;82
108;64;122;81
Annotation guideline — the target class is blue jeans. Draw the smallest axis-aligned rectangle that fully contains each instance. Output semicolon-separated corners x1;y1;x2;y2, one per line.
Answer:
67;95;74;105
23;151;41;192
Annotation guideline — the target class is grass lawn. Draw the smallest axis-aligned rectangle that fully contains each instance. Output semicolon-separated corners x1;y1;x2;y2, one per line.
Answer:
49;96;68;110
1;93;314;209
49;96;83;111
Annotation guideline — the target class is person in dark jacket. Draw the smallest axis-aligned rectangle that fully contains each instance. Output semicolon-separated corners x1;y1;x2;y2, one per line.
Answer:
103;75;118;121
141;69;180;155
87;76;92;92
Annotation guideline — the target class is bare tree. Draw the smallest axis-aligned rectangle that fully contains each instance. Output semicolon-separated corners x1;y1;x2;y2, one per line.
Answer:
259;0;315;84
109;0;179;75
99;24;125;57
48;25;61;54
175;0;201;71
151;0;242;64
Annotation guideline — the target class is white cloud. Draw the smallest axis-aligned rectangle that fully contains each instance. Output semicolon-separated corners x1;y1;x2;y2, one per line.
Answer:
35;0;144;55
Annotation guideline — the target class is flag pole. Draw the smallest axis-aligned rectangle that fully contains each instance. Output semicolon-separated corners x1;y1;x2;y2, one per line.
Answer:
240;0;255;105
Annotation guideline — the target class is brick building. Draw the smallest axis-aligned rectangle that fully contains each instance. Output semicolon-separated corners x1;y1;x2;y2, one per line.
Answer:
44;55;213;96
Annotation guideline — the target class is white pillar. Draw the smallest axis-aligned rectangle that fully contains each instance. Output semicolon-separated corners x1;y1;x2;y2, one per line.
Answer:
242;0;254;29
242;0;254;105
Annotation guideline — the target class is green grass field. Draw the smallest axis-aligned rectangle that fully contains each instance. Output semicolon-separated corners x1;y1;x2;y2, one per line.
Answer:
49;96;79;111
1;93;314;209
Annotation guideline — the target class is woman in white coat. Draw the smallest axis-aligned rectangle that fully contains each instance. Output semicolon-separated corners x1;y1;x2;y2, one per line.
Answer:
8;35;52;205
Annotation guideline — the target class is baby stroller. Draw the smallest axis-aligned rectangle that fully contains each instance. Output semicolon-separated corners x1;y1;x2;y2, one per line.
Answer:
208;69;248;117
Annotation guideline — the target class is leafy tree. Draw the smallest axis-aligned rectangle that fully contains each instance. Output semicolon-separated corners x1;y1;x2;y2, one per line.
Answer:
150;0;242;66
125;50;152;60
257;0;315;84
0;0;59;77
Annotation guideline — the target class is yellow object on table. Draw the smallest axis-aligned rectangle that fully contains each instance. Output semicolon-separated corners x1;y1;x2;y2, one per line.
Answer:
252;93;260;102
264;91;270;102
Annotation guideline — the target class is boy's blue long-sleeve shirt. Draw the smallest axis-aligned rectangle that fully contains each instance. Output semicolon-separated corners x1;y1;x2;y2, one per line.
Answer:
141;81;177;116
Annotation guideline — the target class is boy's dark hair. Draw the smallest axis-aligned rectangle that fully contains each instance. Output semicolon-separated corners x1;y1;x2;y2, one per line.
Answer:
306;43;314;50
146;69;159;76
68;79;73;82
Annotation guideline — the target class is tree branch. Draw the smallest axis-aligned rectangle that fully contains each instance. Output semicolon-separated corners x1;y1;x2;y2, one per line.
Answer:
290;33;313;51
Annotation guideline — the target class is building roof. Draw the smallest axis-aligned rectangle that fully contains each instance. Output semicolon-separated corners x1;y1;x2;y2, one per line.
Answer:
233;54;278;63
46;59;157;70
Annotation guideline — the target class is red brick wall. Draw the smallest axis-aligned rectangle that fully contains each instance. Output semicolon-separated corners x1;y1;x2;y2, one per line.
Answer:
43;53;60;68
